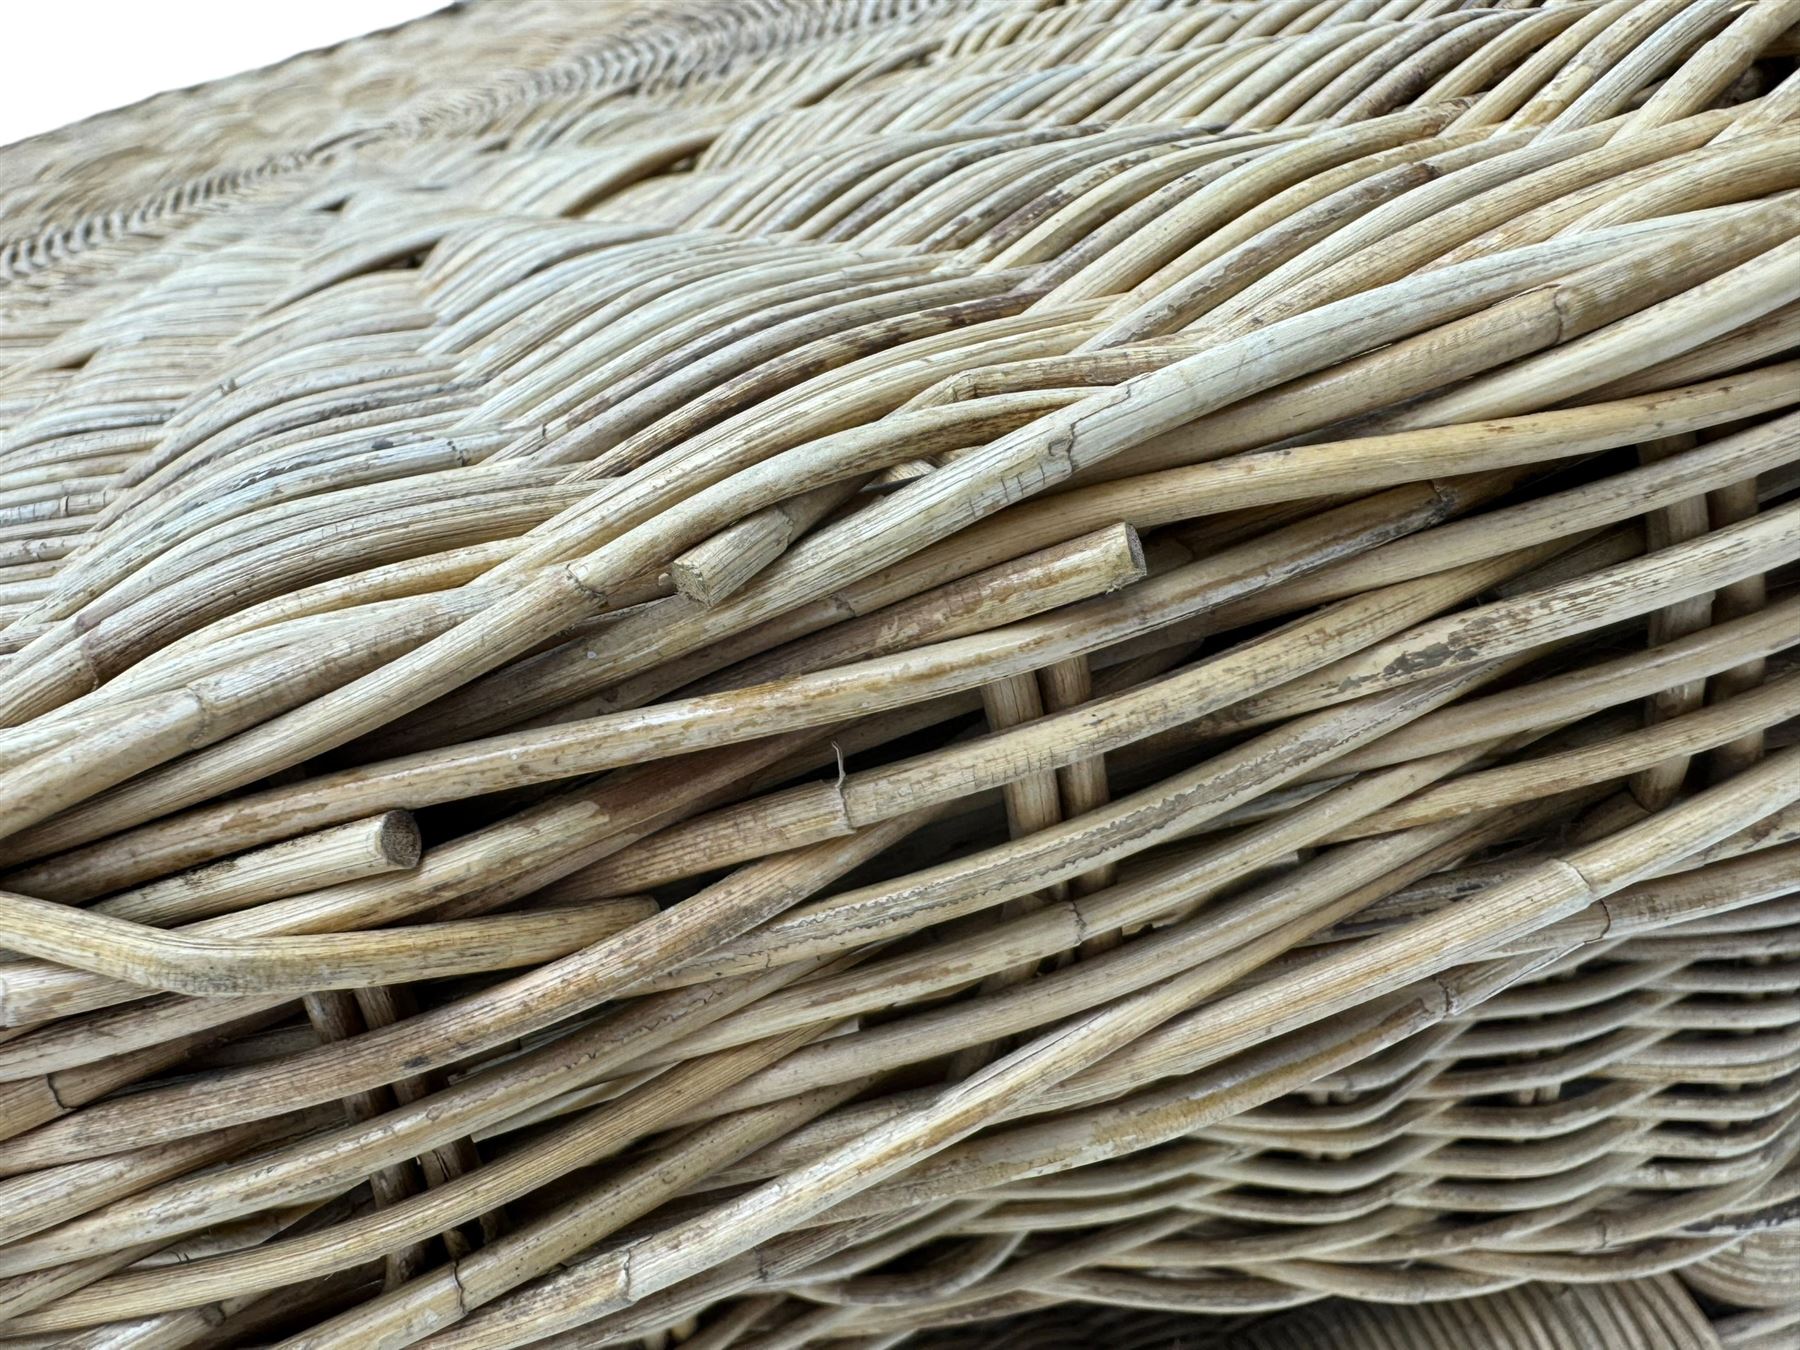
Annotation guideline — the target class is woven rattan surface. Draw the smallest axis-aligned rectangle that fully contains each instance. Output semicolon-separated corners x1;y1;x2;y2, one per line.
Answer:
2;0;1800;1345
920;1274;1731;1346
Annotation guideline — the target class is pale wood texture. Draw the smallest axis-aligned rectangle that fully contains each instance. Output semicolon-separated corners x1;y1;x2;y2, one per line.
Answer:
0;1;1798;1346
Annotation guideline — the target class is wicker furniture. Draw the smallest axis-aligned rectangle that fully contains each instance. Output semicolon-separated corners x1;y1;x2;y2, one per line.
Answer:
1;0;1799;1344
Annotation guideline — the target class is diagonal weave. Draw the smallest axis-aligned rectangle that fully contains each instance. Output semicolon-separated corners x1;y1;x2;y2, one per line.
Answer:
1;0;1799;1345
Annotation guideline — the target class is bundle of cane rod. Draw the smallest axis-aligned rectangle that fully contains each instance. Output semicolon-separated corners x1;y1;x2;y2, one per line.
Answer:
2;0;1800;1346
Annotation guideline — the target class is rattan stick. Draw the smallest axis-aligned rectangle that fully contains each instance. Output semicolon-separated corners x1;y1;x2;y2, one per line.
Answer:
89;813;419;928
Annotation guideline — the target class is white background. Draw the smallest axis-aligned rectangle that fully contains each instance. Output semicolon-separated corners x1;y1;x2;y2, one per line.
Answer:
0;0;443;148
